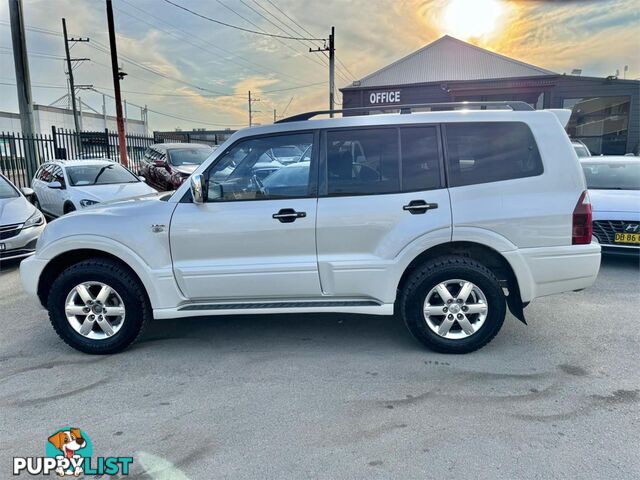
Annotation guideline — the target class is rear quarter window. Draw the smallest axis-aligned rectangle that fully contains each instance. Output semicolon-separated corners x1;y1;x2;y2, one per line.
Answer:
445;122;543;187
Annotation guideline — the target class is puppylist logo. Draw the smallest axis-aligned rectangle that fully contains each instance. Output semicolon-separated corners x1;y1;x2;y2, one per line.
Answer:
13;427;133;477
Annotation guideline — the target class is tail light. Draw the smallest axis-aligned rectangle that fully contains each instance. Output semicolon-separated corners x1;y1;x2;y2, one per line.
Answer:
572;190;593;245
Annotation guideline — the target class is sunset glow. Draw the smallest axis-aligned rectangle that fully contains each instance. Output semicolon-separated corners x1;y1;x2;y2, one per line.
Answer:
443;0;504;39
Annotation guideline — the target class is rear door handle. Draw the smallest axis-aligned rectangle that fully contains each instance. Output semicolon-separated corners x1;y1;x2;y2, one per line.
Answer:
403;200;438;214
272;208;307;223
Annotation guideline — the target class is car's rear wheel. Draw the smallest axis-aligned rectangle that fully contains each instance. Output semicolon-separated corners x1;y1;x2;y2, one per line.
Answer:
47;258;151;354
400;255;506;354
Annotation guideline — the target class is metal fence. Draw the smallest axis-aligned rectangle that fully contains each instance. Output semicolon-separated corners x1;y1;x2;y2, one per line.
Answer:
0;127;156;188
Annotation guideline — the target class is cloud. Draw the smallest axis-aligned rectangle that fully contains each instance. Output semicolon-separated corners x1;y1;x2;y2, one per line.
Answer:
0;0;638;131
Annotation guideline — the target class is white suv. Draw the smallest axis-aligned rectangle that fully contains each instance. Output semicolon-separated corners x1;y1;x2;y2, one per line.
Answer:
20;102;601;354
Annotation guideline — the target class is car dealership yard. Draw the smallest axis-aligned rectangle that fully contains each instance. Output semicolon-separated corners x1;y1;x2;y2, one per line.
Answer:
1;256;638;479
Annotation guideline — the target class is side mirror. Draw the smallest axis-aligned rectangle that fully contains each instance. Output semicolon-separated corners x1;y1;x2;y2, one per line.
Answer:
190;173;206;204
47;181;63;189
138;175;146;182
20;187;34;198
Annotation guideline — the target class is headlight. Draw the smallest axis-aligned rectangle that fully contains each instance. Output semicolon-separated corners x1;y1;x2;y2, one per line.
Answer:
79;199;100;208
23;210;44;229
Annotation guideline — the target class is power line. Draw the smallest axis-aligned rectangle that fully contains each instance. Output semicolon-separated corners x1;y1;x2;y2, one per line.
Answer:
162;0;325;41
116;0;312;87
258;0;353;82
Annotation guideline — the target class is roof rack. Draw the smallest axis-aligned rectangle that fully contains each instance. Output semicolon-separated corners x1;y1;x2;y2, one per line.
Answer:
275;101;534;123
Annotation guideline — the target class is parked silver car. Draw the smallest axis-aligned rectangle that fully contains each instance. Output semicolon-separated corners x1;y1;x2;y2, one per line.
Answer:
0;174;46;262
581;156;640;255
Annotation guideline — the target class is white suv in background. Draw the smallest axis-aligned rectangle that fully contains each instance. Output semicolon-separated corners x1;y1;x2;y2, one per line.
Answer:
20;102;601;354
30;159;156;217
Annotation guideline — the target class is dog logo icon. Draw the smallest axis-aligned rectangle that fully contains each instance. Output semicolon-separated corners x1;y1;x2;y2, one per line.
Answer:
46;428;91;477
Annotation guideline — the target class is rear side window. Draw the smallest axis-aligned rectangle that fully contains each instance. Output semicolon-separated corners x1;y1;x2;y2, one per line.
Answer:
445;122;543;187
327;128;399;195
401;126;441;191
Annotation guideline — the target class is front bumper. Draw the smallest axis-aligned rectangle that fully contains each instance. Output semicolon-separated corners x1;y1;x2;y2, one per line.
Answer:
0;223;45;262
19;254;49;299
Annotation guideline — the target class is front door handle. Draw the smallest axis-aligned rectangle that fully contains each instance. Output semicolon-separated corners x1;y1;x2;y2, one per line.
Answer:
272;208;307;223
403;200;438;214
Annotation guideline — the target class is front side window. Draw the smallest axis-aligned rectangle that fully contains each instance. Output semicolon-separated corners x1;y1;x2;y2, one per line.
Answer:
445;122;543;187
327;128;399;196
168;148;212;166
66;164;139;186
52;166;66;187
206;133;314;201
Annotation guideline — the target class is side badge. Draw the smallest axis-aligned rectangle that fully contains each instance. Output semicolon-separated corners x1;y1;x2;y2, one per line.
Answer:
151;224;165;233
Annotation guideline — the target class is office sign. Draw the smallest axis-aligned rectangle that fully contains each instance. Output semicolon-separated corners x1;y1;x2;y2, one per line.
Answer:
368;91;401;104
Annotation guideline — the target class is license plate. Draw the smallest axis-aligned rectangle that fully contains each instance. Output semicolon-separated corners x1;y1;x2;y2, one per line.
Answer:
0;243;5;251
614;233;640;244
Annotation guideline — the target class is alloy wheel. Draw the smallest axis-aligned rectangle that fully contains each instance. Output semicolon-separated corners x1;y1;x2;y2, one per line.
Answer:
64;281;126;340
423;279;488;340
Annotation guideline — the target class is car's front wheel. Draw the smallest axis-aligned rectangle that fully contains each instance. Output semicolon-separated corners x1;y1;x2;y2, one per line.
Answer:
400;255;506;354
47;258;151;354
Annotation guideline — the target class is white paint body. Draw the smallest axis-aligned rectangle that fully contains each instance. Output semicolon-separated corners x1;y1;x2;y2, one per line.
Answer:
21;110;600;319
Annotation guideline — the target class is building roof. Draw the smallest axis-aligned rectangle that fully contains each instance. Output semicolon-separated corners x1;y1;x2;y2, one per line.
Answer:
349;35;557;89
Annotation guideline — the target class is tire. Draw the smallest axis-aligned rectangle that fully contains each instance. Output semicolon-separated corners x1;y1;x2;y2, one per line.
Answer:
400;255;506;354
33;196;41;209
47;258;151;354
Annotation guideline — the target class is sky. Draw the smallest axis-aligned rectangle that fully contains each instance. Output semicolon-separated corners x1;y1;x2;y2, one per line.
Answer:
0;0;638;132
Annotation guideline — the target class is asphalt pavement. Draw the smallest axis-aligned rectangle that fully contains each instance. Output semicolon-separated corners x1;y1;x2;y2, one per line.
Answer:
0;255;638;479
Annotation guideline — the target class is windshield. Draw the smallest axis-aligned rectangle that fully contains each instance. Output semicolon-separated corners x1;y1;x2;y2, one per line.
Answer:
0;176;19;199
66;164;139;186
582;162;640;190
168;148;211;166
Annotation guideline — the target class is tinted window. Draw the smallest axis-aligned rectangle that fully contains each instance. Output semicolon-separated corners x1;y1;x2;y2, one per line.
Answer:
327;128;399;195
0;176;19;198
207;133;314;201
168;147;211;166
401;126;441;191
582;161;640;190
445;122;543;187
66;164;139;186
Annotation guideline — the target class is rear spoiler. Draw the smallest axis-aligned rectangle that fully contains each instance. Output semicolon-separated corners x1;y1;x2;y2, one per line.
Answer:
546;109;572;128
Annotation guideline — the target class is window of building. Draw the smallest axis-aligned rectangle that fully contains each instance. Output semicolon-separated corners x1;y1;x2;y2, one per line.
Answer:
445;122;543;187
563;96;630;155
327;128;399;195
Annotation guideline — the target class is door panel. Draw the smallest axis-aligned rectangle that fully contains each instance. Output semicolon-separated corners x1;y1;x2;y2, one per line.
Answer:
169;130;320;301
316;190;451;302
316;124;451;303
170;199;320;300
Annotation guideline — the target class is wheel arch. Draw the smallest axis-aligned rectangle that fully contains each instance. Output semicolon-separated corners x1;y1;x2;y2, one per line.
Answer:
397;241;527;323
37;249;148;309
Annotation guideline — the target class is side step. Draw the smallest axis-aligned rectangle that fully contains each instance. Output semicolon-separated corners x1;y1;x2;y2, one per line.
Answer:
178;300;380;311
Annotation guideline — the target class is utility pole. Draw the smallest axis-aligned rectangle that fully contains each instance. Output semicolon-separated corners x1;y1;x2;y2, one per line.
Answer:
248;91;260;127
62;18;89;134
8;0;37;180
105;0;128;166
310;26;335;117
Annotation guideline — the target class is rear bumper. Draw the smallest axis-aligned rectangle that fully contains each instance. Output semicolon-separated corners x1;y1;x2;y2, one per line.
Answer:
504;243;601;303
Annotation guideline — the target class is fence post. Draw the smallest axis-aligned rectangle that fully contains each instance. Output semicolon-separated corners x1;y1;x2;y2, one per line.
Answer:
104;128;110;158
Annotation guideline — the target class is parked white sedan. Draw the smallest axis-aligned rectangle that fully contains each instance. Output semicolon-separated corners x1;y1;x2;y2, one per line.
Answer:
31;160;157;217
0;173;46;261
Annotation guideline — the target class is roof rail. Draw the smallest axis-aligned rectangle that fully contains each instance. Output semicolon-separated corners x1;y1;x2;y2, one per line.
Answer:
275;101;534;123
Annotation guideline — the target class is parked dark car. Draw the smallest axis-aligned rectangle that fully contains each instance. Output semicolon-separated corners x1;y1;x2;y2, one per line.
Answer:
139;143;213;191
